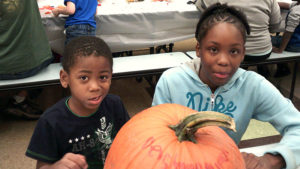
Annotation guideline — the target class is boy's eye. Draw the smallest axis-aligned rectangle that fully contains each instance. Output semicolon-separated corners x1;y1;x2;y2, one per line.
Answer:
100;75;108;81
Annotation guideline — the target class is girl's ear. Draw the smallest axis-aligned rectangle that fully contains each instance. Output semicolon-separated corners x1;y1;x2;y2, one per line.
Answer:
196;42;201;58
60;69;69;89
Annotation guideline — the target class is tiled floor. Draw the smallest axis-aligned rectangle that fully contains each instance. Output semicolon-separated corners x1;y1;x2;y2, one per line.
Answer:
0;38;299;169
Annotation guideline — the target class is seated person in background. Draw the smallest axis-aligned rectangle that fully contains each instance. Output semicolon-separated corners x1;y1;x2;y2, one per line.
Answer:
272;0;300;77
25;36;130;169
52;0;98;45
0;0;53;119
153;3;300;169
195;0;282;78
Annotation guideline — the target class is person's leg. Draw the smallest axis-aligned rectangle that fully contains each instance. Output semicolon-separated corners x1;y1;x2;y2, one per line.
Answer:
0;57;53;80
274;45;300;77
271;34;282;48
244;53;271;62
0;59;52;120
270;34;292;77
65;24;96;45
272;36;297;77
86;25;96;36
0;91;11;111
285;45;300;52
65;25;77;45
3;89;43;120
274;63;291;77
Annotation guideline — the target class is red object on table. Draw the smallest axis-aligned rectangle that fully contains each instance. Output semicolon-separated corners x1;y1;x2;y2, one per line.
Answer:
43;5;54;10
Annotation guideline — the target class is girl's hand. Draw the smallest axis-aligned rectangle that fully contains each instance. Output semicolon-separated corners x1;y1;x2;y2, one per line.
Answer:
242;152;285;169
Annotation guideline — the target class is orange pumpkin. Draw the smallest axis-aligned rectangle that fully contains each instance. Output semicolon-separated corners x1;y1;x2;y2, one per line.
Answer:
104;103;245;169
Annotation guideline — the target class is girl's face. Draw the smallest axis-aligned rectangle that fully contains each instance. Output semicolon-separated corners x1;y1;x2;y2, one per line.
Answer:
60;55;112;116
196;22;245;92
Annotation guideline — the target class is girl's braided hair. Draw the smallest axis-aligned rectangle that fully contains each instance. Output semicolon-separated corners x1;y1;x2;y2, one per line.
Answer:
195;3;251;44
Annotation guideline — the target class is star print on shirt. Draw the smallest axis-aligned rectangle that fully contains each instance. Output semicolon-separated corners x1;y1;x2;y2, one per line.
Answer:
68;134;91;144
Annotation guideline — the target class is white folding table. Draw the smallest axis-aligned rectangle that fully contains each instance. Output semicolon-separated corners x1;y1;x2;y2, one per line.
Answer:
0;52;191;90
38;0;200;55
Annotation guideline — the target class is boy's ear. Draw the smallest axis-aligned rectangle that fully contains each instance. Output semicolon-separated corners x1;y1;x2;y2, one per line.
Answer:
60;69;69;89
196;42;201;58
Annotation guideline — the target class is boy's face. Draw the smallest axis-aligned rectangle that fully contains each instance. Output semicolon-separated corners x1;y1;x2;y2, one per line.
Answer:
196;22;245;92
60;55;112;116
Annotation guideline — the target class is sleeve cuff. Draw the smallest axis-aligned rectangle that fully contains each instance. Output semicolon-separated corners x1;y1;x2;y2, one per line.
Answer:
264;144;296;169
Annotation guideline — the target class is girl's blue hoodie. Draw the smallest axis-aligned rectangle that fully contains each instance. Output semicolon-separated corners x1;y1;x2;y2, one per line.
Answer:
152;58;300;169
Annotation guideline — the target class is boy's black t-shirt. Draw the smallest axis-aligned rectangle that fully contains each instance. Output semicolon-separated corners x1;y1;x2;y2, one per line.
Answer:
26;94;130;169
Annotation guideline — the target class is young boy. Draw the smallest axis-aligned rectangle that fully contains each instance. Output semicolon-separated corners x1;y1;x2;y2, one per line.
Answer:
25;36;130;169
52;0;98;44
152;3;300;169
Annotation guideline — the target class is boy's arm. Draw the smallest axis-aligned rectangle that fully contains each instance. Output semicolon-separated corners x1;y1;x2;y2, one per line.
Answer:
52;1;76;17
272;31;293;53
36;153;88;169
95;0;100;16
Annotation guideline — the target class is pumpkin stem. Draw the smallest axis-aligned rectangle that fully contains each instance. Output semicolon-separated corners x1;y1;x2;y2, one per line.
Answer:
169;111;236;143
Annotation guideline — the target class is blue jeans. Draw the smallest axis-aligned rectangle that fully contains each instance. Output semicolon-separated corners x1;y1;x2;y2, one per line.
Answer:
0;58;53;80
65;24;96;45
272;35;300;52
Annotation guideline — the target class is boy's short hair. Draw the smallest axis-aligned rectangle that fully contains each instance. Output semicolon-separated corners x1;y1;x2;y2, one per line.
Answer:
62;36;113;73
195;3;250;44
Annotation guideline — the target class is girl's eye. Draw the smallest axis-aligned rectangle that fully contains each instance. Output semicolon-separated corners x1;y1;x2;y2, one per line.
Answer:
230;49;240;55
80;76;88;81
209;47;218;54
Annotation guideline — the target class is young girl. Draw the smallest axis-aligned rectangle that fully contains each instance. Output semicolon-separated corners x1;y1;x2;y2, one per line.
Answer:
195;0;282;78
152;3;300;169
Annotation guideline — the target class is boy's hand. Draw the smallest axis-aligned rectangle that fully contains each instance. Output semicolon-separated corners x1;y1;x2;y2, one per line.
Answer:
41;153;88;169
51;3;74;16
51;8;60;17
242;152;285;169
